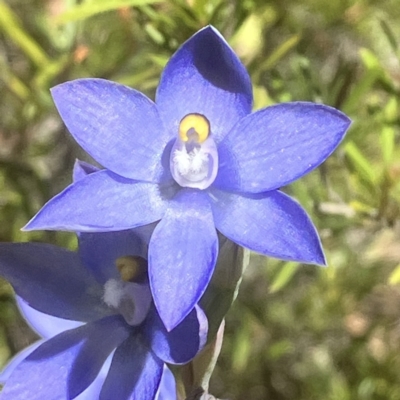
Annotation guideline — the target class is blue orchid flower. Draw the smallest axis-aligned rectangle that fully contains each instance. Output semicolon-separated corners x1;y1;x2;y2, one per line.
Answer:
24;26;351;331
0;169;207;399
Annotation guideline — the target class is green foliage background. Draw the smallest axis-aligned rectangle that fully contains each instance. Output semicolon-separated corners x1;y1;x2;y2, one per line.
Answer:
1;0;400;398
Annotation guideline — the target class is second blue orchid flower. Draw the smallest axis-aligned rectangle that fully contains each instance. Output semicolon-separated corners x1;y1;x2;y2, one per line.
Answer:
24;26;351;330
0;162;207;399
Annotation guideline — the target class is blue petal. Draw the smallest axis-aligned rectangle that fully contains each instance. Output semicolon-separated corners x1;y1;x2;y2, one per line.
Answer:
1;316;130;399
155;366;177;400
78;225;155;284
0;341;43;384
145;305;208;364
51;79;171;183
1;349;112;400
210;188;326;265
75;356;112;400
215;102;351;192
149;189;218;330
99;334;163;400
23;169;171;232
17;296;83;339
0;242;109;321
73;159;100;182
68;316;130;398
156;26;252;143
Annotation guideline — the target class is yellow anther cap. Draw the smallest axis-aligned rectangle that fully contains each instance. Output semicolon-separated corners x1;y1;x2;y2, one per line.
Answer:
115;256;147;283
179;113;210;143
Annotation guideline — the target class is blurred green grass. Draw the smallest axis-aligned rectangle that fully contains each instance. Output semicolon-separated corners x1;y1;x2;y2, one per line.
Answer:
1;0;400;398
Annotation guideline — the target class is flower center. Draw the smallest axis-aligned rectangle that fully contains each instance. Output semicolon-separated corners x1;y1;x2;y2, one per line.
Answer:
103;255;151;326
170;113;218;190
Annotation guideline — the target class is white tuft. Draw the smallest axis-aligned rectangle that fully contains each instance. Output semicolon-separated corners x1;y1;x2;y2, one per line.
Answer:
190;148;208;172
103;279;124;308
173;148;191;175
173;147;208;177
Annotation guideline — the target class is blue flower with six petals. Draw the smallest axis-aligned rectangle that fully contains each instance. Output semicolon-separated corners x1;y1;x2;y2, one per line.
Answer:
24;26;351;330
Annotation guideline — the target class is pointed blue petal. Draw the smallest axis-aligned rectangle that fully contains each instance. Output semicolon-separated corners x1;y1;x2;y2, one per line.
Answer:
210;189;326;265
145;305;208;364
17;296;83;339
215;102;351;192
24;170;171;232
100;334;163;400
78;225;155;284
1;316;130;400
149;189;218;330
51;79;171;183
0;242;109;321
156;26;252;143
